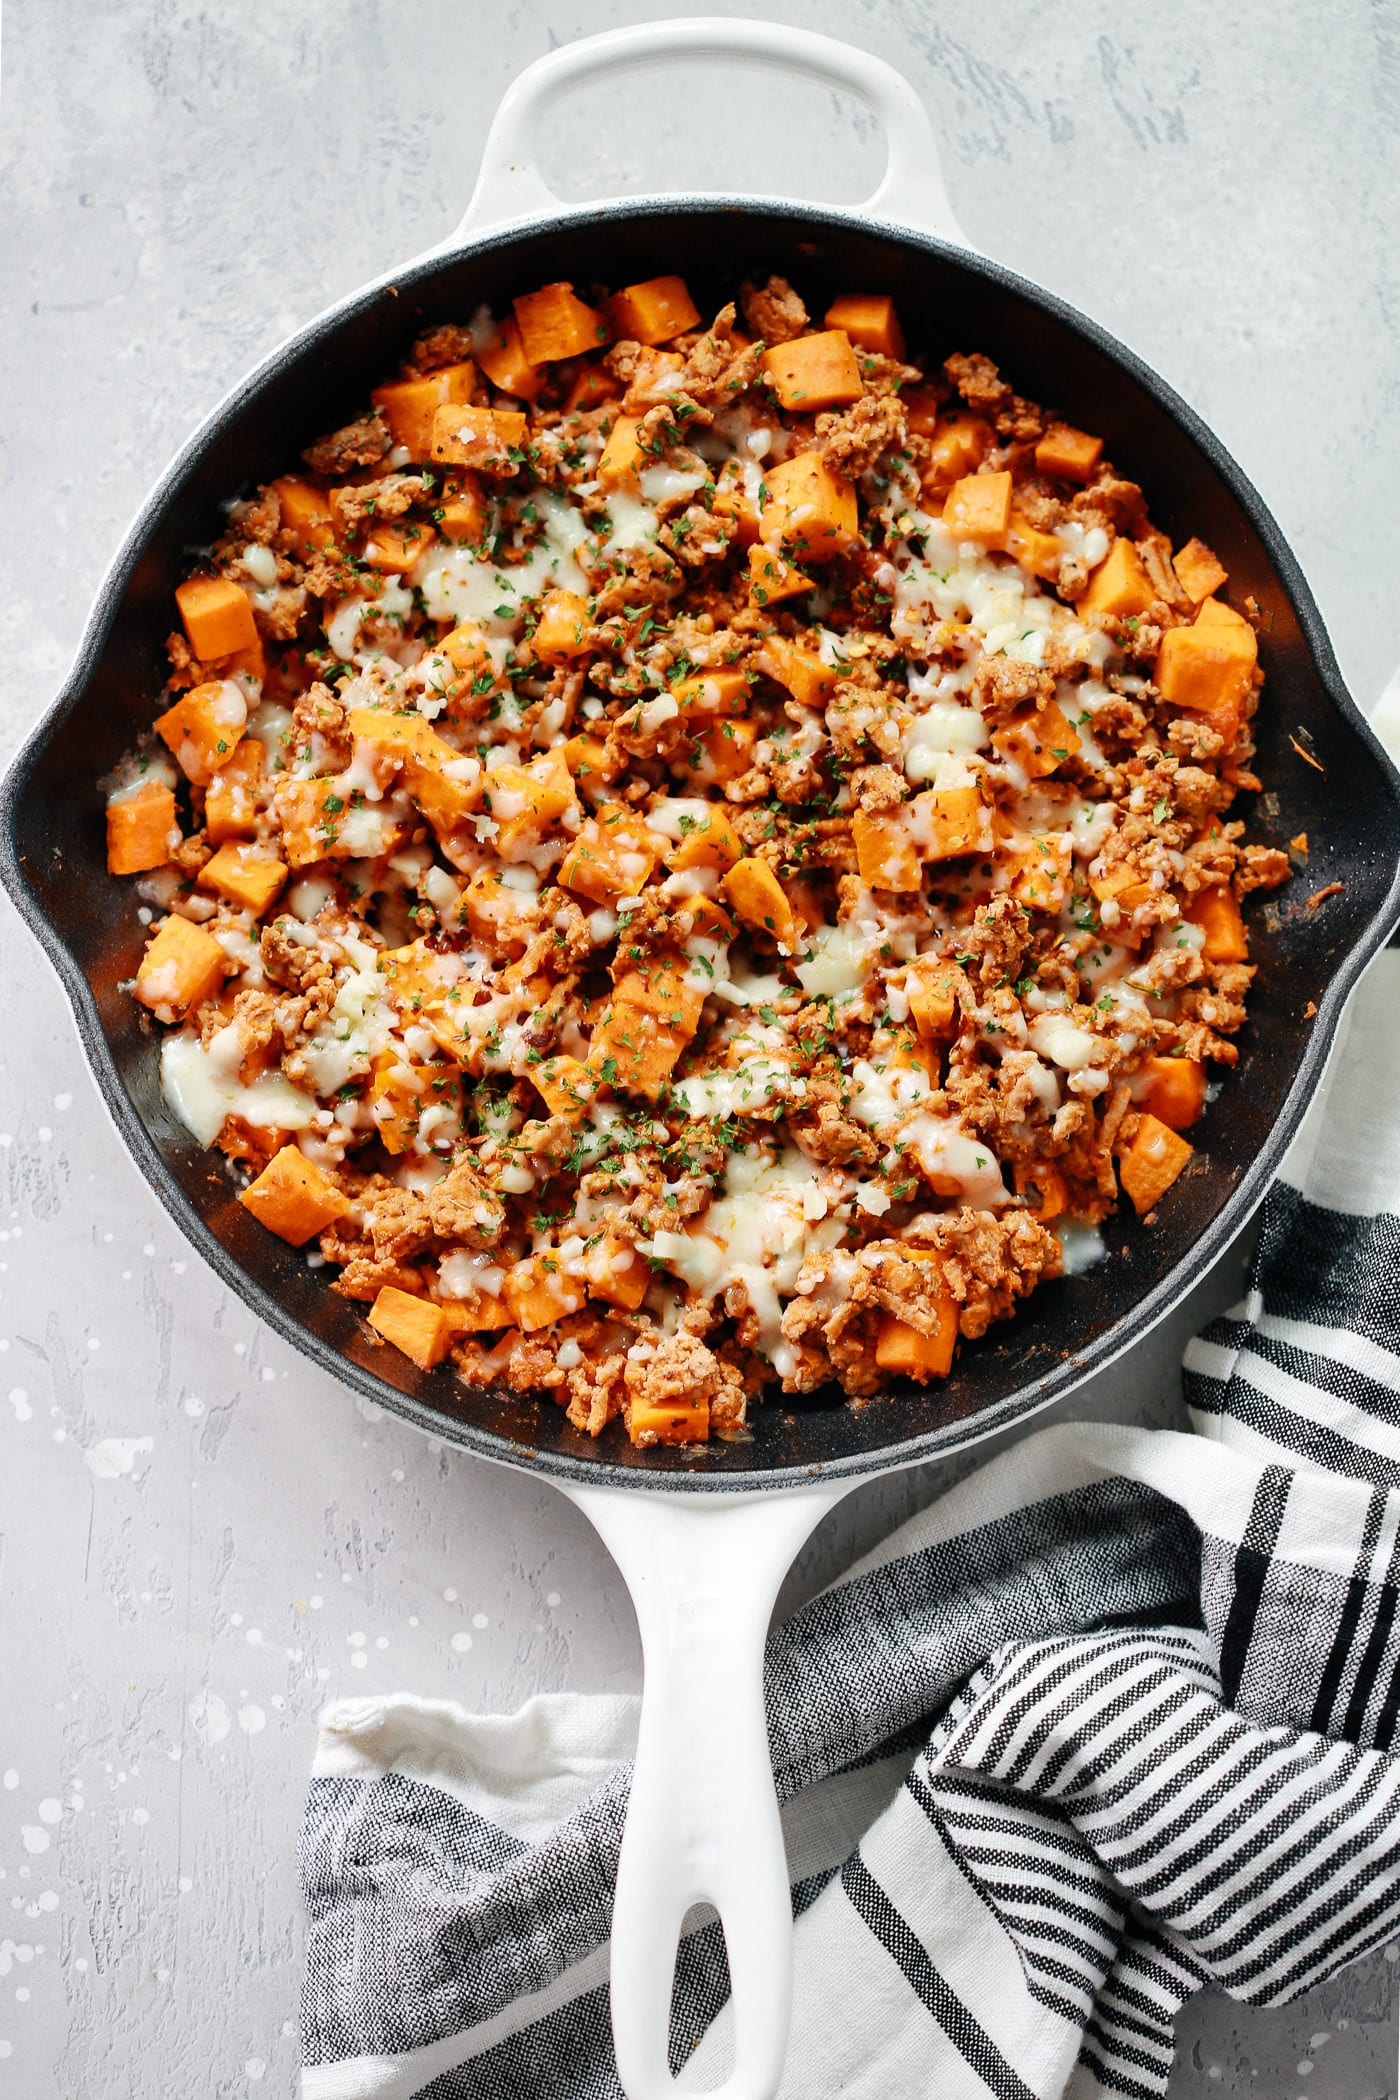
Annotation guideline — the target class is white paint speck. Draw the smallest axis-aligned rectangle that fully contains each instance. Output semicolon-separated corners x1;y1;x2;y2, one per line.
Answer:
260;1366;275;1382
6;1391;30;1424
2;1773;17;1794
309;1596;323;1611
245;1629;263;1647
350;1652;368;1670
237;1705;266;1736
183;1396;204;1418
347;1632;365;1649
246;2061;267;2082
36;1127;51;1144
546;1592;561;1608
53;1095;71;1112
14;1987;28;2004
18;1830;48;1857
187;1691;231;1746
451;1632;473;1654
35;1801;60;1827
171;1261;187;1276
86;1337;99;1352
443;1587;457;1603
131;1806;150;1827
472;1613;488;1630
35;1894;56;1915
374;1636;388;1651
83;1437;154;1481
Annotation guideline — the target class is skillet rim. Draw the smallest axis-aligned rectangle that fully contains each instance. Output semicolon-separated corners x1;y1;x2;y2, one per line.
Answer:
5;194;1399;1494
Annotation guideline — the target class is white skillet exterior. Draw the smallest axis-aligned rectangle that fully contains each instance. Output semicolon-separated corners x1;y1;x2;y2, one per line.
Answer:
445;22;970;2100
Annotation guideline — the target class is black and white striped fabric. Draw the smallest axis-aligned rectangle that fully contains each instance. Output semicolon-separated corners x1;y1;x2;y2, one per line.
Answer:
299;946;1400;2100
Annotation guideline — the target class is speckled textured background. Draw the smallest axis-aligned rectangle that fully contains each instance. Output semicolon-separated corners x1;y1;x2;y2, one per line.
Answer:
1;2;1398;2093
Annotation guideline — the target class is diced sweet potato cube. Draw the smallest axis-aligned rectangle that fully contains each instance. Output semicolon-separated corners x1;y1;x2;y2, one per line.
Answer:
1118;1113;1193;1216
942;470;1012;549
205;738;265;843
612;956;707;1037
1014;1160;1068;1221
155;679;248;785
721;857;797;949
684;896;735;944
1034;422;1104;483
759;453;859;562
761;329;864;412
402;750;478;841
1081;538;1155;618
626;1391;710;1446
435;474;487;542
558;805;661;904
1195;596;1252;635
475;317;543;401
852;807;921;892
597;414;645;490
1173;538;1228;604
710;483;762;547
513;282;610;364
269;477;336;556
1007;510;1062;581
608;275;700;346
583;1234;651;1311
533;587;592;664
441;1292;509;1334
368;1055;460;1155
1187;885;1249;963
906;959;959;1039
823;294;904;359
198;841;287;917
559;732;612;799
922;413;992;490
460;866;532;955
431;404;528;472
532;1054;598;1120
367;1284;453;1369
908;786;986;862
886;1030;938;1086
564;364;621;413
362;518;436;572
175;575;258;661
753;634;838;707
371;361;476;459
589;1000;691;1099
1007;834;1072;912
1140;1055;1207;1131
482;748;578;860
666;805;743;874
992;699;1082;778
689;718;758;786
747;542;812;607
240;1143;350;1244
107;782;178;876
875;1295;958;1380
504;1253;586;1332
902;387;944;438
1156;614;1256;717
272;778;408;867
674;667;752;721
135;911;227;1021
1089;862;1154;913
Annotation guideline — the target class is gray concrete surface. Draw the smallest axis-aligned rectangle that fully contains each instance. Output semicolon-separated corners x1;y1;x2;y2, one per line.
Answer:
1;1;1397;2093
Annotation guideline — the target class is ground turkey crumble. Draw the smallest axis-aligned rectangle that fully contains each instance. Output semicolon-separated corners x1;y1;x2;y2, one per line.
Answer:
105;268;1286;1448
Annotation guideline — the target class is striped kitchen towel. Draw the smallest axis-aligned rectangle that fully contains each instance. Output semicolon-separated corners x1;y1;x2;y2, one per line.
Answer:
299;947;1400;2100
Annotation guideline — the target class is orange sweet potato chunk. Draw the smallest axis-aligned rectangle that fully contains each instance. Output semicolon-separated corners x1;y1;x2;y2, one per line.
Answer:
475;318;543;402
753;635;837;707
436;474;487;542
367;1285;453;1369
269;477;336;556
431;404;529;472
608;275;701;346
513;282;610;364
626;1392;710;1447
107;782;178;876
504;1253;586;1331
372;361;475;459
720;858;797;949
852;808;921;893
942;470;1012;549
240;1144;350;1245
532;1054;599;1120
558;806;661;905
154;680;248;786
175;575;258;661
1140;1055;1207;1130
1187;885;1249;963
906;959;959;1039
1034;422;1104;483
674;668;752;721
205;738;265;843
1119;1113;1193;1216
135;912;227;1021
761;330;864;412
197;841;288;917
908;786;986;861
875;1294;958;1380
1156;613;1256;717
1080;537;1156;618
666;805;743;874
533;587;592;663
992;698;1082;778
759;453;859;561
597;413;648;490
922;413;992;491
1172;537;1228;604
823;294;904;359
582;1235;651;1311
362;518;436;572
747;542;812;608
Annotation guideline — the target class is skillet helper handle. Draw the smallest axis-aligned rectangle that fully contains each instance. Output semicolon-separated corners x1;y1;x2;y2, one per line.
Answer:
565;1478;849;2100
457;17;965;243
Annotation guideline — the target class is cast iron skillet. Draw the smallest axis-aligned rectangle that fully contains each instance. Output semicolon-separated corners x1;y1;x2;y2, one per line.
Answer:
3;23;1397;2100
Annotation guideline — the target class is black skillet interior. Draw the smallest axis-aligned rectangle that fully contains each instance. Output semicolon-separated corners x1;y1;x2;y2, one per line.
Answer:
5;202;1398;1489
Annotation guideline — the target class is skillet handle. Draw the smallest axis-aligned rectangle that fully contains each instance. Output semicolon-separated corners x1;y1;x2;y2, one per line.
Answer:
563;1476;850;2100
457;18;965;244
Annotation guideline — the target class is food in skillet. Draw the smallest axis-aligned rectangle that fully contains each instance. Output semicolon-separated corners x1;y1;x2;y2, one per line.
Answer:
106;271;1288;1446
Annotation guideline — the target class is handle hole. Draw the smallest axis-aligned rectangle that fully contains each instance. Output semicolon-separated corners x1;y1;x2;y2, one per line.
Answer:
667;1902;733;2087
534;62;885;207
